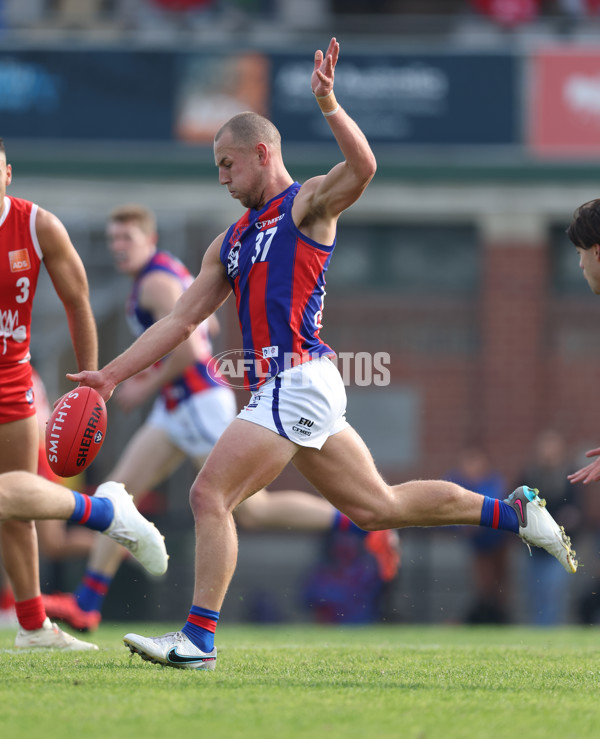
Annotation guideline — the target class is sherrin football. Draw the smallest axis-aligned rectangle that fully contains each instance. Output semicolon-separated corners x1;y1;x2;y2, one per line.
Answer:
45;387;107;477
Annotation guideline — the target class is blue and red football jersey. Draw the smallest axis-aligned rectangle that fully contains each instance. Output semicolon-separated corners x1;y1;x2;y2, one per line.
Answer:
126;250;219;409
220;182;335;390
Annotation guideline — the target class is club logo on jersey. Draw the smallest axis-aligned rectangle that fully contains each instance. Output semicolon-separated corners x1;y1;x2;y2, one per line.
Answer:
227;241;241;279
9;249;31;273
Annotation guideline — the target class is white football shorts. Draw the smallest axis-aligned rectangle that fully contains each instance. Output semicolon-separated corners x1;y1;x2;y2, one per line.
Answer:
237;356;349;449
146;385;237;457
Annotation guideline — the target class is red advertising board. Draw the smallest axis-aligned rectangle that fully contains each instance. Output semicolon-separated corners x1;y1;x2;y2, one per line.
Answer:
529;48;600;157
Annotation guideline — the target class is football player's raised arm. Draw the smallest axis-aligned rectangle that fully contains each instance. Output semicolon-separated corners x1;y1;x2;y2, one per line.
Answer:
293;39;376;245
310;38;377;218
68;233;231;401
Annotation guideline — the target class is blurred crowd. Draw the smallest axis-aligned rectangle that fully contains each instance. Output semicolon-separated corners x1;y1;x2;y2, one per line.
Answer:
444;432;592;626
1;1;600;37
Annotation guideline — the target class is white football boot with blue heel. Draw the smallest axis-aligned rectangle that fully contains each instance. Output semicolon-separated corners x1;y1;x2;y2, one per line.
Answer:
505;485;577;573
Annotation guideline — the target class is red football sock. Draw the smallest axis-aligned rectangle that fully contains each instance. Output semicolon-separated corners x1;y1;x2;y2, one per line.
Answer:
15;595;46;631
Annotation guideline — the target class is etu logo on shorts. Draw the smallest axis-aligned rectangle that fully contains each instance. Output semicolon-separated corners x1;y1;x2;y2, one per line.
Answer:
9;249;31;273
292;417;314;437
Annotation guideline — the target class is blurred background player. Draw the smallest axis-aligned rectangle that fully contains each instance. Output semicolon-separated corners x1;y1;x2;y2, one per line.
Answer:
0;137;100;649
518;429;582;625
43;203;400;632
445;446;512;624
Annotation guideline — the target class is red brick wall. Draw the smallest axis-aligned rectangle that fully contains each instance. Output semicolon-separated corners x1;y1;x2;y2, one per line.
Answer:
478;241;548;479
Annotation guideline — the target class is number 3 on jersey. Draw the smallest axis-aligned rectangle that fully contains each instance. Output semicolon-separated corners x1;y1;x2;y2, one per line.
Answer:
16;276;30;304
251;227;277;264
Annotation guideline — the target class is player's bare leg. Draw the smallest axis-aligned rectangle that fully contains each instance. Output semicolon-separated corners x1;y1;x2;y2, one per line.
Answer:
189;419;298;610
293;426;484;530
124;419;299;668
0;471;80;521
293;426;577;572
0;417;42;603
0;469;168;577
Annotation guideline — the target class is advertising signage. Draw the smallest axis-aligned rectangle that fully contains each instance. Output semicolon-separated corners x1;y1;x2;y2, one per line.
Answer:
0;50;175;139
529;48;600;157
270;52;519;147
0;47;518;148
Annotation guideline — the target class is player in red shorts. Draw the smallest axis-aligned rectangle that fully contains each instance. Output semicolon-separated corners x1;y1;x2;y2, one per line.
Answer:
0;138;166;650
0;368;96;624
0;137;99;649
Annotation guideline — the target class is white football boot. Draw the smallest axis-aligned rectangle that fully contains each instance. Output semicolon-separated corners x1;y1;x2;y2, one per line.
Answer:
505;486;578;573
97;481;169;576
15;618;99;650
124;631;217;671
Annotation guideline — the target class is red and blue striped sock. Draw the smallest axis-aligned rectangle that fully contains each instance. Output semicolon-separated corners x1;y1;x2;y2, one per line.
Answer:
181;605;219;652
480;496;519;533
69;490;114;532
75;570;112;613
331;510;367;537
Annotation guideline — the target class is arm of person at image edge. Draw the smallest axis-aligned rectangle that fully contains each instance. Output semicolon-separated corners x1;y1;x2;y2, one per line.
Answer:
67;37;377;399
112;268;214;413
38;208;98;372
567;446;600;486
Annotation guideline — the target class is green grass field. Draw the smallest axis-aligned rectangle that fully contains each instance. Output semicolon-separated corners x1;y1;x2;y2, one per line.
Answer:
1;622;599;739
